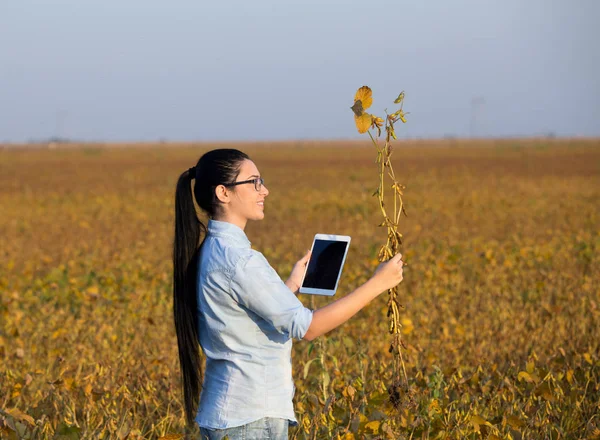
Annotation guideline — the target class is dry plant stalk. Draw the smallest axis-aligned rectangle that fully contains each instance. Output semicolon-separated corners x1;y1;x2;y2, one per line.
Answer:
351;86;409;390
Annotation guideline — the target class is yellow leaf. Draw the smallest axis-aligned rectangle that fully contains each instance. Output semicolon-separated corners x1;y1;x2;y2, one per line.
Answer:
64;378;74;391
526;360;535;374
365;421;380;433
566;369;574;384
517;371;534;383
52;328;66;339
5;408;35;427
506;415;526;430
393;91;405;104
354;113;372;134
158;435;184;440
354;86;372;111
470;415;492;433
428;398;441;413
342;385;356;400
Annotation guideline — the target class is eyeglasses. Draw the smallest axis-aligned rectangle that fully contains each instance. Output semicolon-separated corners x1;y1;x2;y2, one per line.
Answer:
224;177;264;192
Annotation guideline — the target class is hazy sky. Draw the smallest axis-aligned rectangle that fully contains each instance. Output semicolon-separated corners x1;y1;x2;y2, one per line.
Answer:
1;0;599;142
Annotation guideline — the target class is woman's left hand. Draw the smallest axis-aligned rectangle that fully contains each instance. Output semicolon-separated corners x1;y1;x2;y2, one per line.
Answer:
285;250;311;294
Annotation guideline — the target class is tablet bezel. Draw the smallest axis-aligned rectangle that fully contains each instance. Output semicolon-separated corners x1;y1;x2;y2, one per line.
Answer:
299;233;351;296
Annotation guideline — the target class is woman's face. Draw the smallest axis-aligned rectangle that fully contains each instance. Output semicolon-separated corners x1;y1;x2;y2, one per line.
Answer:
215;159;269;228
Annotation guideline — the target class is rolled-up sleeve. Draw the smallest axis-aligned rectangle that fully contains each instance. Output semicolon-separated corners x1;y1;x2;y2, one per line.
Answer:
229;249;313;340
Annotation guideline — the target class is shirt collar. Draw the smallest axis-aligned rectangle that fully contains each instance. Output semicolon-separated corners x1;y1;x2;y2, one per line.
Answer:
207;219;251;247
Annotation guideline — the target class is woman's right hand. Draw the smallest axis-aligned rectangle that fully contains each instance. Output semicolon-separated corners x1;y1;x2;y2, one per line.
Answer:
370;253;404;292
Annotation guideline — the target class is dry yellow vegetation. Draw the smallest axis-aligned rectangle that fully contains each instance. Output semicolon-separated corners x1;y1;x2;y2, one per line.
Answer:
1;139;599;439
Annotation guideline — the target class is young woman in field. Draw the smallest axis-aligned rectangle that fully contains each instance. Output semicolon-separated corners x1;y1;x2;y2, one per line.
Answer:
172;149;404;440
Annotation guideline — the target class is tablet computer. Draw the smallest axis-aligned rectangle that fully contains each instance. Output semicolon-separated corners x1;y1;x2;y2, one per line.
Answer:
299;234;351;296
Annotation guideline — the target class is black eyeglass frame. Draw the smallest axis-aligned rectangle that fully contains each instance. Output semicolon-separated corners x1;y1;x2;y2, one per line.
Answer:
224;177;264;192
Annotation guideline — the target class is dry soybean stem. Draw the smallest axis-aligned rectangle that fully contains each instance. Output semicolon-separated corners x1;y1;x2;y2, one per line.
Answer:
375;131;408;389
351;86;409;390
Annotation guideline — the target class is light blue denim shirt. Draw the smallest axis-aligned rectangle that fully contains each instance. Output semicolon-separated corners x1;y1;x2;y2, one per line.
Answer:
195;219;314;430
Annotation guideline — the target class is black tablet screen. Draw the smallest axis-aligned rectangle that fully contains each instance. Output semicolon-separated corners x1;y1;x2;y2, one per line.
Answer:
302;240;348;290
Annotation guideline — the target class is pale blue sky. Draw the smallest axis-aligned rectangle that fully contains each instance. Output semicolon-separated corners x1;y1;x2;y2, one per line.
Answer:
1;0;599;142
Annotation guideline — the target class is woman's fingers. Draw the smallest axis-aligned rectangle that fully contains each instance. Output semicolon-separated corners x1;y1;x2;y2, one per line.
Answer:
390;253;403;268
296;250;311;268
390;253;405;274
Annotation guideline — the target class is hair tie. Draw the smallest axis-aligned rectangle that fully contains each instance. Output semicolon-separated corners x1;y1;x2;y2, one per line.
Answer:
188;166;196;178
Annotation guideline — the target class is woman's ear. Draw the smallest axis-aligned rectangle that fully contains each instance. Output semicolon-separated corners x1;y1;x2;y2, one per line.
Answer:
215;184;230;204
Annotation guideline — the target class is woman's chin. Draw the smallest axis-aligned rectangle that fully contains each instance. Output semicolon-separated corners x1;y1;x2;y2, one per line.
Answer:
250;210;265;221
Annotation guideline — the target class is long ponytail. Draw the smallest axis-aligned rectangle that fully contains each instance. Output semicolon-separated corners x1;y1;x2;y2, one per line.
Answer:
172;149;249;428
173;167;205;427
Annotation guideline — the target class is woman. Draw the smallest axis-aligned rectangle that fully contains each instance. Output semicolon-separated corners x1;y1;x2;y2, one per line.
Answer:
173;149;404;440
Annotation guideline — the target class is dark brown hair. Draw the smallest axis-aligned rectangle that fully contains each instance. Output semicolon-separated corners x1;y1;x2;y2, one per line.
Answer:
172;148;249;426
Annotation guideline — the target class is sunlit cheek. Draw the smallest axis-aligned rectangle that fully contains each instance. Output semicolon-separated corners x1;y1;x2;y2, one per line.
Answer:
248;199;259;215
